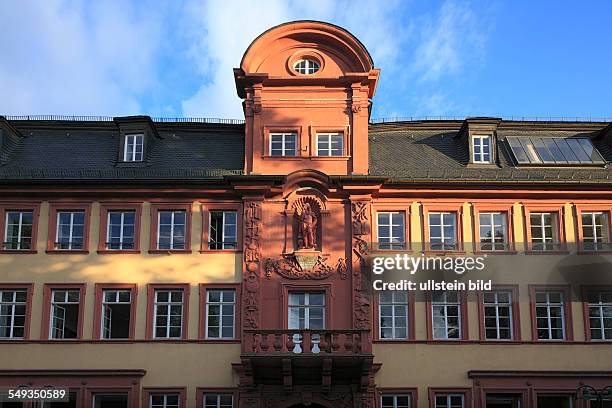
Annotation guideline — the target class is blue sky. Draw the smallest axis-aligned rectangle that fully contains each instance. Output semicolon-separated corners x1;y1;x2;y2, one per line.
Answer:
1;0;611;120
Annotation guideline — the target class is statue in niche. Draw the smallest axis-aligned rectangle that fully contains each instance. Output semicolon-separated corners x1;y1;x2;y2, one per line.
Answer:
298;202;318;249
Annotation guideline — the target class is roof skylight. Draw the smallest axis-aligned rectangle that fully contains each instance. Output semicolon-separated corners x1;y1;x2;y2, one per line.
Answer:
506;136;605;165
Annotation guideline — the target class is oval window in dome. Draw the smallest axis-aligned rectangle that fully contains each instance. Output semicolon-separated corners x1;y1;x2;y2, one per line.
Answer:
293;59;320;75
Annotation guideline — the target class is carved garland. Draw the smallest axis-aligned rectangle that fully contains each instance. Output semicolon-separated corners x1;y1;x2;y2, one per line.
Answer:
243;201;262;329
264;256;346;280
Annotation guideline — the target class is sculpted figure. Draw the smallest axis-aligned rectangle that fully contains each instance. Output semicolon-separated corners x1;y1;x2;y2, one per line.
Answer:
299;203;317;249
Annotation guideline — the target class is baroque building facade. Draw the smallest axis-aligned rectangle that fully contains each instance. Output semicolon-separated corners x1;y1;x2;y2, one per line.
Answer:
0;21;611;408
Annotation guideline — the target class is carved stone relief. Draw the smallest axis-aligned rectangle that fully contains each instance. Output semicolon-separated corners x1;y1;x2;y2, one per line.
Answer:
243;201;262;329
264;256;346;280
351;201;371;330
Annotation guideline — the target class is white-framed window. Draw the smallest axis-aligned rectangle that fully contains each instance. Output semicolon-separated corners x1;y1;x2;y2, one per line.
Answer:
581;212;610;250
587;291;612;341
101;289;132;339
270;133;297;156
535;291;565;340
0;289;27;339
431;291;461;340
55;211;85;250
483;291;513;340
435;394;464;408
377;212;405;250
293;59;320;75
288;292;325;330
123;133;144;162
206;289;236;339
316;133;343;156
379;291;408;340
479;212;507;251
429;212;457;251
153;290;183;339
381;394;411;408
150;393;180;408
4;210;34;250
203;394;233;408
50;289;81;339
530;212;559;251
157;211;186;250
106;211;136;250
209;211;237;250
472;135;492;163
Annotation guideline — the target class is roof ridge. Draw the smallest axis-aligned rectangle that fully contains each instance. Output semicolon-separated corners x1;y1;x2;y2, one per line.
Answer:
3;115;245;125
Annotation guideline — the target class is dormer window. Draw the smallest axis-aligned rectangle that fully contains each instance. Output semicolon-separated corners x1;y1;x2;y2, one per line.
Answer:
472;135;493;163
293;59;320;75
270;133;297;156
123;133;144;162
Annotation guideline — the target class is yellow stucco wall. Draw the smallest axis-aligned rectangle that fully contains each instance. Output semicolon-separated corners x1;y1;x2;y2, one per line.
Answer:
0;198;611;406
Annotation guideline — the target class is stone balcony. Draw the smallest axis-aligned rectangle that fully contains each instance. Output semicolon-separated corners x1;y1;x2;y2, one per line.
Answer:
242;329;372;355
235;329;376;391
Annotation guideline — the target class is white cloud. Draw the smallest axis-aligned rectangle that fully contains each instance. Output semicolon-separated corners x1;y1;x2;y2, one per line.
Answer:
0;0;164;116
180;0;408;118
180;0;292;118
411;0;485;82
0;0;488;119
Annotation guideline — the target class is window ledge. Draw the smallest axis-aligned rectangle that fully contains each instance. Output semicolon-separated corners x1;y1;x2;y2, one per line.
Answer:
96;338;135;341
46;249;89;255
422;250;466;256
370;248;411;253
309;156;350;161
474;250;518;255
115;161;149;167
262;156;304;160
148;249;193;254
97;249;142;255
261;155;351;161
0;249;37;254
199;249;242;254
200;339;241;343
524;250;570;255
149;338;188;342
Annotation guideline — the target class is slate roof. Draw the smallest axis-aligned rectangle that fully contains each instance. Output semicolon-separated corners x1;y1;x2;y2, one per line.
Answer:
1;117;611;185
0;120;245;182
368;121;612;184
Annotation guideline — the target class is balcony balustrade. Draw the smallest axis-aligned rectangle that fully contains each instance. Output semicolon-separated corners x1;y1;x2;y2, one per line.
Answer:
242;329;372;356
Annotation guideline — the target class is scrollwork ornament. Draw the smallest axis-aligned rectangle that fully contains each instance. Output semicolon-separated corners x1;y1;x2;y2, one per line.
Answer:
264;255;346;280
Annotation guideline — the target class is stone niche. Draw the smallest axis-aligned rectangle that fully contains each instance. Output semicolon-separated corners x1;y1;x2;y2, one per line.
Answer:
288;189;326;254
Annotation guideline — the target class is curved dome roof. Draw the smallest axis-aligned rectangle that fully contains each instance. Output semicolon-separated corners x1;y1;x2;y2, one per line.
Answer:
239;20;375;74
